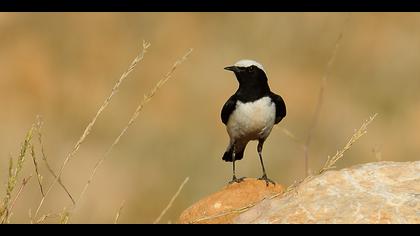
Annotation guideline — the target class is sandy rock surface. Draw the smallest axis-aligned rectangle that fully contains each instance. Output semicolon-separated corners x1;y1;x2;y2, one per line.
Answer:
178;178;283;224
235;161;420;224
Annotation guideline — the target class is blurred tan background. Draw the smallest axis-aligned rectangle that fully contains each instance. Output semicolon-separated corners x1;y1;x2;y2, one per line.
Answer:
0;13;419;223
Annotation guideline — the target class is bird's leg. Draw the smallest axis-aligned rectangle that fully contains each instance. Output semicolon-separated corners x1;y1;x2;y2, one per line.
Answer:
257;140;276;186
229;146;244;184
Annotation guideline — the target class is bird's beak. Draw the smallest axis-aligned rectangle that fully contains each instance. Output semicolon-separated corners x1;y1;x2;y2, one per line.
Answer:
224;66;240;73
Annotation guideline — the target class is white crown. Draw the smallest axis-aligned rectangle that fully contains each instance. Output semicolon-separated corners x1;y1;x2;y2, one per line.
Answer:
234;59;265;72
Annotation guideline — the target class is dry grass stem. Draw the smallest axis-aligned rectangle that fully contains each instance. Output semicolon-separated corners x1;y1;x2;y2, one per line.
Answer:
285;113;378;196
34;211;61;224
0;126;34;224
319;113;378;174
104;48;194;160
6;175;33;223
30;144;45;197
154;177;190;224
304;31;344;177
189;191;283;224
303;14;351;177
59;208;70;224
189;200;259;224
35;117;75;204
34;41;151;219
373;146;383;161
114;201;125;224
75;48;193;209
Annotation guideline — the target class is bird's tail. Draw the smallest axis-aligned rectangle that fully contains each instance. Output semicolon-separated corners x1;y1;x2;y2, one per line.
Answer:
222;145;244;162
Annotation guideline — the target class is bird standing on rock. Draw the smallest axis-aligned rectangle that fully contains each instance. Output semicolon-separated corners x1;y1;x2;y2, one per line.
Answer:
221;59;286;186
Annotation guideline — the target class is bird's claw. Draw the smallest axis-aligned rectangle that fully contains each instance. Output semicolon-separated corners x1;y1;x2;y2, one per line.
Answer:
258;175;276;186
229;176;245;184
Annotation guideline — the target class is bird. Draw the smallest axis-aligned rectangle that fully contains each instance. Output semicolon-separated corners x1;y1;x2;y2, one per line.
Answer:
221;59;286;186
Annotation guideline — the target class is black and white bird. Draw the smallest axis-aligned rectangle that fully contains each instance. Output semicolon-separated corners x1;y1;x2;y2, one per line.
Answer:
221;59;286;185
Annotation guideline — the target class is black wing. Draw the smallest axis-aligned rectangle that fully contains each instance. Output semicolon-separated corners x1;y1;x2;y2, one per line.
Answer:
270;92;286;124
221;95;237;125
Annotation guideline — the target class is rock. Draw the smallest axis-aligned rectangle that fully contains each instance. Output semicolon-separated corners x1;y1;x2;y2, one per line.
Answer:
178;178;284;224
235;161;420;224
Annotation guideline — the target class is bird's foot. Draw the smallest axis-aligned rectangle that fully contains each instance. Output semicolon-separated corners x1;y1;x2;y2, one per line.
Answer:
229;176;245;184
258;175;276;186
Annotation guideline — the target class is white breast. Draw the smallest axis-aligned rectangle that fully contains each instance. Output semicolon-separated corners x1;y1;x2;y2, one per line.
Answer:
227;96;276;141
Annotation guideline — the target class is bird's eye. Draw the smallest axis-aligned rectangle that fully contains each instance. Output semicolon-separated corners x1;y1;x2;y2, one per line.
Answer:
248;66;255;72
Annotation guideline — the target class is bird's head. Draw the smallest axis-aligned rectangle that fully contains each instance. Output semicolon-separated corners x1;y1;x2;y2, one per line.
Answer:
224;59;268;85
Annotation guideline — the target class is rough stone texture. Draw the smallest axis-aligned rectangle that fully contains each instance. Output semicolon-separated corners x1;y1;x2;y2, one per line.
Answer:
235;161;420;224
178;178;283;224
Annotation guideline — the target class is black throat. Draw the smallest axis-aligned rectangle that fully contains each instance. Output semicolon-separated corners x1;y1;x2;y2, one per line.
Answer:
235;73;271;103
